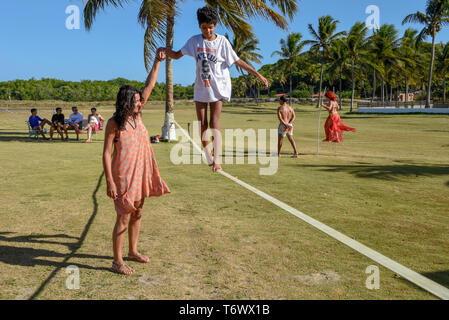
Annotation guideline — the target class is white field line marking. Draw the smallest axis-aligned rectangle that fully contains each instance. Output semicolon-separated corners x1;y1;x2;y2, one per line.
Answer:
173;120;449;300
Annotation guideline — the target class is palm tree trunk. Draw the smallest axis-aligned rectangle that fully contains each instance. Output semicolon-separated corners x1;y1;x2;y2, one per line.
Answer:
161;5;176;140
443;76;446;103
426;32;436;108
381;77;385;104
350;59;355;112
318;62;324;108
405;77;409;103
289;72;292;105
339;70;343;109
371;69;376;103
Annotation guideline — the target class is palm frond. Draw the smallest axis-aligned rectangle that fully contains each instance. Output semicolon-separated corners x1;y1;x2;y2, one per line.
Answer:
84;0;129;31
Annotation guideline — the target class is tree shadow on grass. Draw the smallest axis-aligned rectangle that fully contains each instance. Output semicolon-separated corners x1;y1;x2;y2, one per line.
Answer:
0;131;40;143
422;270;449;289
0;245;111;270
0;233;79;250
0;131;82;143
26;171;105;300
292;164;449;181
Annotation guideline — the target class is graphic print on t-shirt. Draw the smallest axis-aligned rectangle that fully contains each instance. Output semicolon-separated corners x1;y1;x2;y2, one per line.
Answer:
197;48;217;88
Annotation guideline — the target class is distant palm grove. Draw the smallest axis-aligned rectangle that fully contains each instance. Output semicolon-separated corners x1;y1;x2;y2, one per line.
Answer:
1;0;448;110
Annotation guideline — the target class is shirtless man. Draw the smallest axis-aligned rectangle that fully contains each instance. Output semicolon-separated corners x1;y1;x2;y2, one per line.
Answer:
277;96;299;157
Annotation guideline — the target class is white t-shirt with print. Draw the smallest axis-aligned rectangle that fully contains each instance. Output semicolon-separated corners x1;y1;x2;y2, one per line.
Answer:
181;34;240;103
69;112;83;125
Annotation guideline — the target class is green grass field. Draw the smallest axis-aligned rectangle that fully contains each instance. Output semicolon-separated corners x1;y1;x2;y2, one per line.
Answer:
0;101;448;300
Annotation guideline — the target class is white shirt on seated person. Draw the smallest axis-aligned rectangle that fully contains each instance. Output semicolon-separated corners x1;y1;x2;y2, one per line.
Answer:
69;112;83;126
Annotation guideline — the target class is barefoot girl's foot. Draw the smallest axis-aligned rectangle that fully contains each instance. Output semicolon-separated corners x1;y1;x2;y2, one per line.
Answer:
111;261;135;275
292;153;299;158
85;139;91;143
212;163;222;172
127;252;150;263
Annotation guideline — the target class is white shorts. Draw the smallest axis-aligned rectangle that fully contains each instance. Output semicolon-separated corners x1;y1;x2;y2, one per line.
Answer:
278;123;293;137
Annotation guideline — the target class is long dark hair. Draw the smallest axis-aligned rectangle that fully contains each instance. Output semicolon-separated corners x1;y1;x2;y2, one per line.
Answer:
114;85;141;130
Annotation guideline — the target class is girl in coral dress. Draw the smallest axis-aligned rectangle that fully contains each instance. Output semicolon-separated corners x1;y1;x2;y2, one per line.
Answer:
103;49;170;275
321;91;356;143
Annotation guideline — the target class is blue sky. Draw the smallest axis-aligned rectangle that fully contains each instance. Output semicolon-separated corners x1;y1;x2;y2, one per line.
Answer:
1;0;448;86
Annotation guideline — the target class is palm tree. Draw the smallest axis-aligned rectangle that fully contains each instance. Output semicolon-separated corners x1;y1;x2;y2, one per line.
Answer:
346;22;370;111
403;0;449;107
271;33;307;97
83;0;298;138
305;15;346;107
226;33;263;98
435;41;449;102
368;24;401;104
399;28;422;102
327;38;349;107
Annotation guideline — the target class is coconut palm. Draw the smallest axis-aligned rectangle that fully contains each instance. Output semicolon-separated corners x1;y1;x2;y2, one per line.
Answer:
434;41;449;102
368;24;401;104
398;28;422;102
226;33;263;98
305;15;346;107
83;0;298;138
403;0;449;107
346;22;371;111
327;38;349;107
271;33;307;97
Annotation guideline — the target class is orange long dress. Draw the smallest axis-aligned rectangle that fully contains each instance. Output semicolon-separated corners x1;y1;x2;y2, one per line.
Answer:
111;115;170;215
324;112;356;143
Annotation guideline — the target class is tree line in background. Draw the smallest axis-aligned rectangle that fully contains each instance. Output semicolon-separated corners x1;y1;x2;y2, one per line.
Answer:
0;78;193;102
234;0;449;110
2;0;449;111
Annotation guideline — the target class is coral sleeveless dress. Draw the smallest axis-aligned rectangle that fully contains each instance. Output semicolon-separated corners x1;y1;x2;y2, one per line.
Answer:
111;115;170;214
324;112;356;143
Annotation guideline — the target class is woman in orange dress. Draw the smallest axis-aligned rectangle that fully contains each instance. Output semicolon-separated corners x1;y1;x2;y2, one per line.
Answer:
321;91;356;143
103;50;170;275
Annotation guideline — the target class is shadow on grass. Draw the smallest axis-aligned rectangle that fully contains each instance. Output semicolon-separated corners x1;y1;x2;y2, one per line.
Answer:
292;164;449;181
0;131;87;143
0;131;40;143
27;171;105;300
422;270;449;289
0;233;79;250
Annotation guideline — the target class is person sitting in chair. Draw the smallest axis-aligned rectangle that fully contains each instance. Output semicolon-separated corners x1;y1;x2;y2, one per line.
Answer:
83;107;105;143
28;108;52;140
49;107;66;141
64;106;83;141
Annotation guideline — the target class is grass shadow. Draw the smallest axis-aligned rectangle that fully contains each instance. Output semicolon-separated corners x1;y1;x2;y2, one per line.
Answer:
422;270;449;289
293;164;449;181
0;233;79;250
28;171;105;300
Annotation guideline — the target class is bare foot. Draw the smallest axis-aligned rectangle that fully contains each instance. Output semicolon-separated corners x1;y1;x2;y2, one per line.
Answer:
85;139;91;143
292;153;299;158
212;163;222;172
111;261;135;275
127;252;150;263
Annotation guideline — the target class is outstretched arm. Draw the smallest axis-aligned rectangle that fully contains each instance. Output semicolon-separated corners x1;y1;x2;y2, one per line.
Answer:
234;59;269;89
321;102;331;111
162;48;184;60
141;50;165;107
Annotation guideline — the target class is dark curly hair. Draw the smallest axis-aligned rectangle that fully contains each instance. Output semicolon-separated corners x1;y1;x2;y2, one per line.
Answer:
197;6;218;25
114;85;141;130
